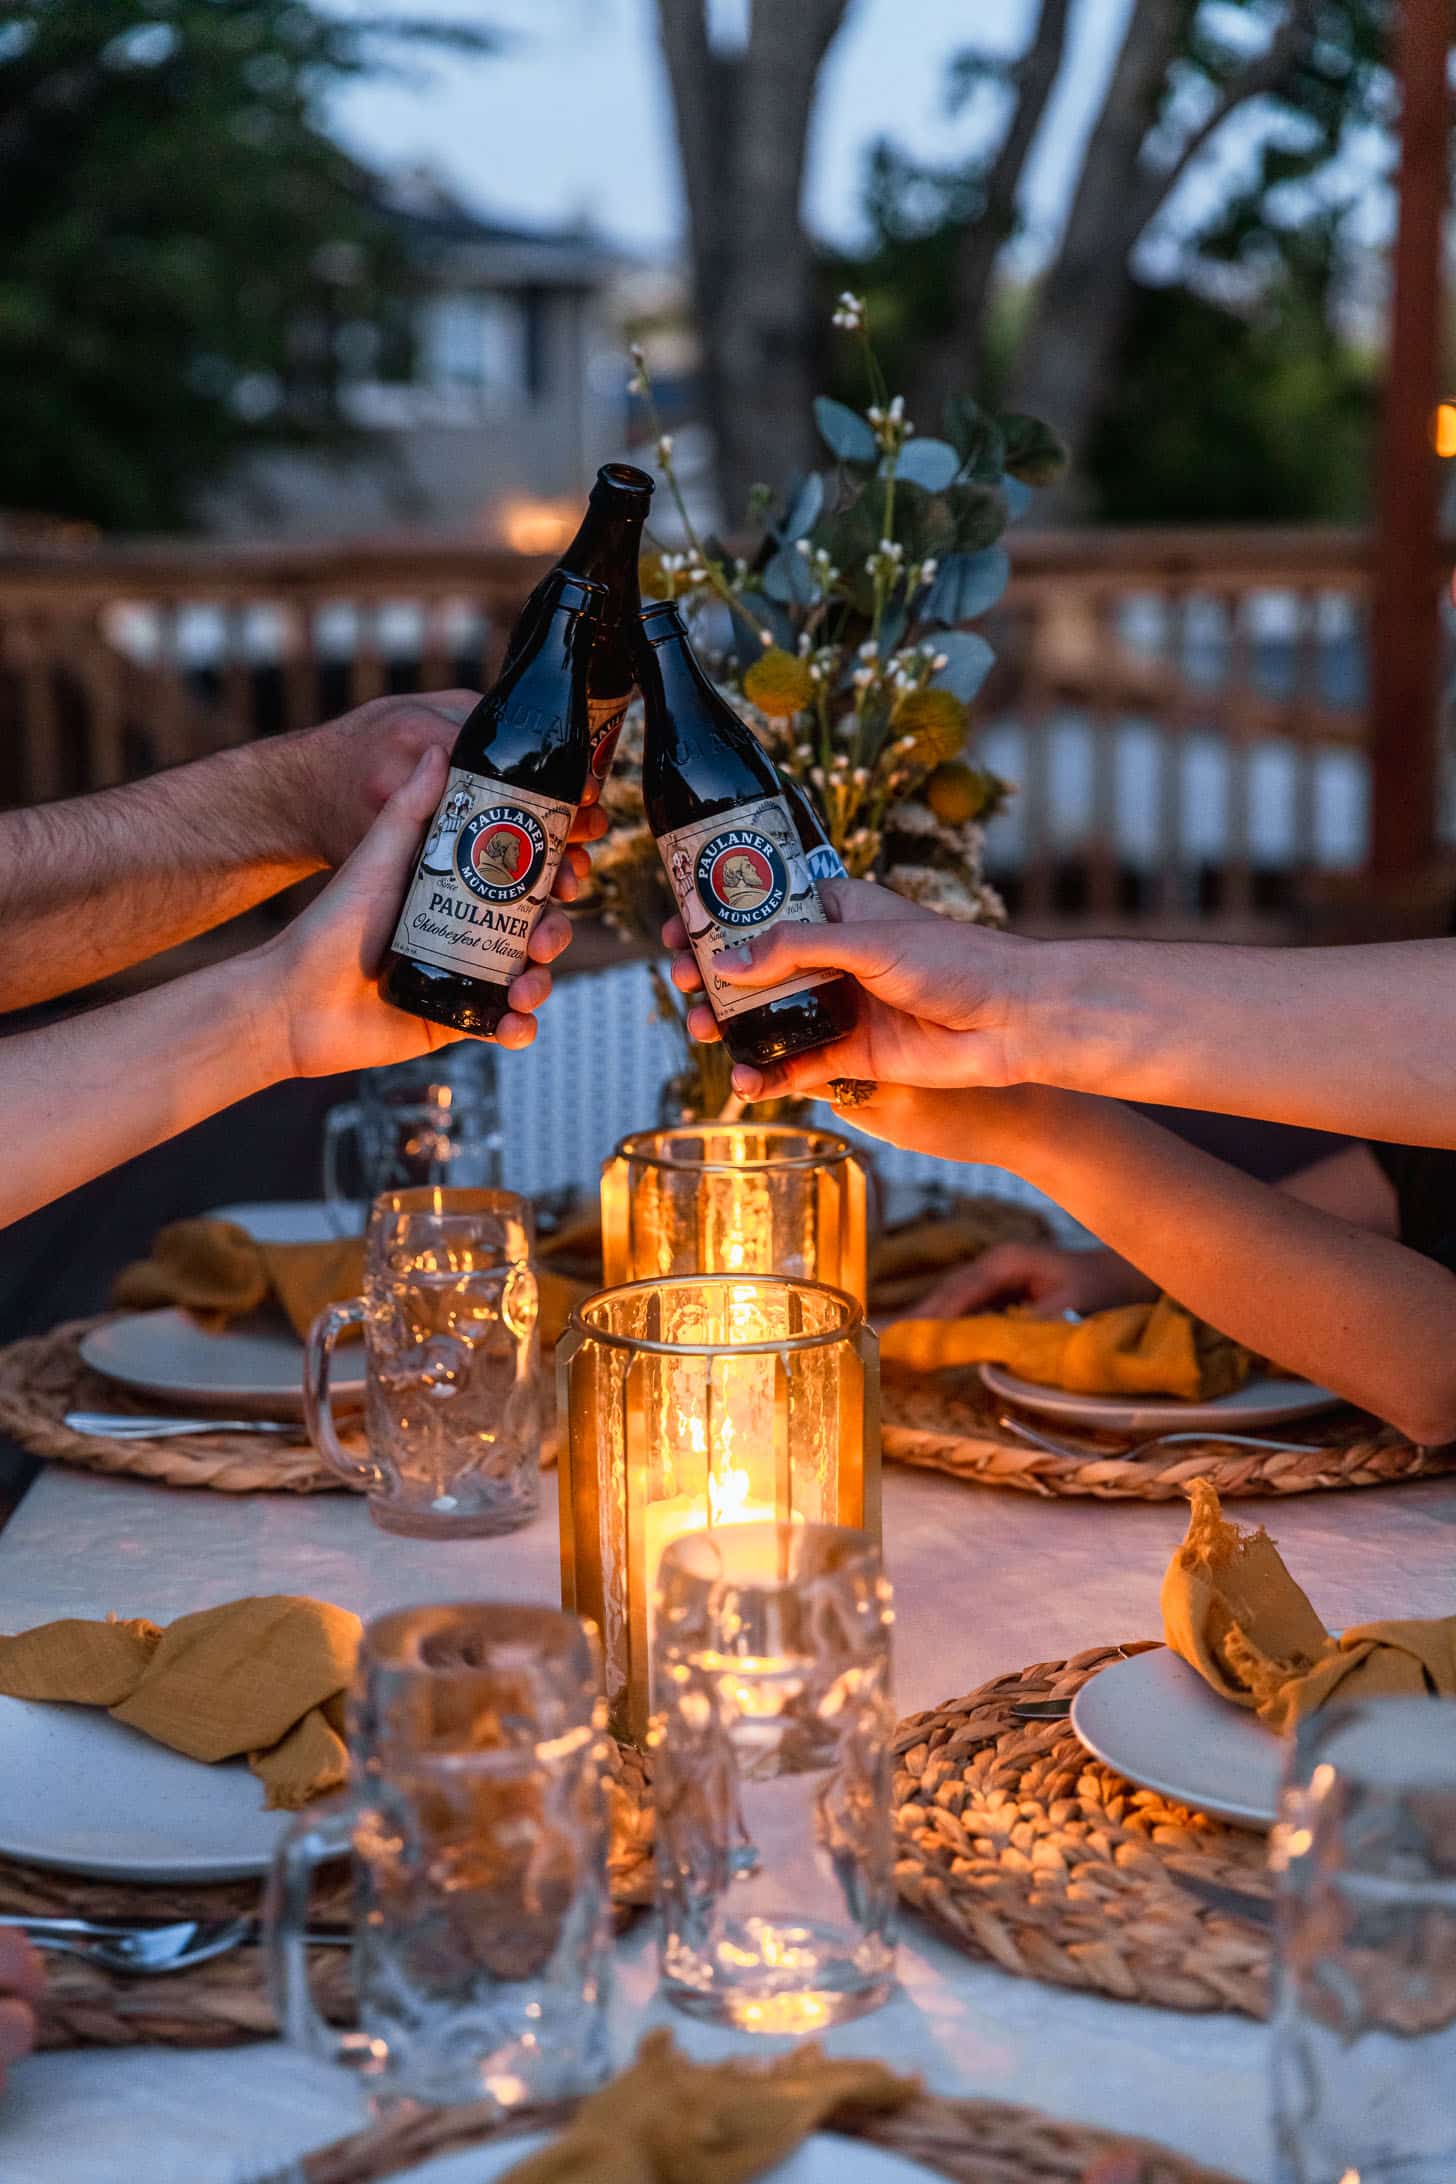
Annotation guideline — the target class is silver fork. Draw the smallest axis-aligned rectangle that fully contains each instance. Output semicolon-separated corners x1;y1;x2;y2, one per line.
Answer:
997;1413;1322;1463
2;1913;253;1974
64;1411;299;1439
0;1914;349;1973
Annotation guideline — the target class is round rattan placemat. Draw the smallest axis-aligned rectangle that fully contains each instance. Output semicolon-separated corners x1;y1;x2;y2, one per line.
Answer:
882;1368;1452;1500
288;2077;1242;2184
893;1643;1271;2018
0;1318;344;1493
6;1746;653;2050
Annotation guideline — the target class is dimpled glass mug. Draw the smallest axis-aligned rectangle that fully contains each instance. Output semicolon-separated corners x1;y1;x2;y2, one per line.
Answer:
266;1602;612;2111
304;1187;540;1537
322;1048;504;1237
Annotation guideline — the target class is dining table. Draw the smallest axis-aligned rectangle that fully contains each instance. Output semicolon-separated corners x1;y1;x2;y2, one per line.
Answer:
1;1440;1453;2184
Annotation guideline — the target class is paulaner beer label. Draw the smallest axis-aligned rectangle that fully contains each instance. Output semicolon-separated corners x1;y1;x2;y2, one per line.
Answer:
659;792;840;1025
587;693;629;781
392;766;573;988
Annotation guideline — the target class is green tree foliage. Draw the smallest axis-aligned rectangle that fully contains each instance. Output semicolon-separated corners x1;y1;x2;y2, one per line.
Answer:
0;1;488;530
830;0;1390;520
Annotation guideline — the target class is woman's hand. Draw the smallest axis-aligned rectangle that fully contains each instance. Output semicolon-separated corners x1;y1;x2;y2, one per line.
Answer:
255;747;574;1078
911;1240;1154;1322
662;877;1037;1102
0;1930;42;2089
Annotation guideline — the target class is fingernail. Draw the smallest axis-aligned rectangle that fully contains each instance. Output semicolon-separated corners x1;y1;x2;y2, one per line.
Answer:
731;1066;763;1098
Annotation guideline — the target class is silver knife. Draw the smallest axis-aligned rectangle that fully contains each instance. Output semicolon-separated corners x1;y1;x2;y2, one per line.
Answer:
1168;1869;1274;1928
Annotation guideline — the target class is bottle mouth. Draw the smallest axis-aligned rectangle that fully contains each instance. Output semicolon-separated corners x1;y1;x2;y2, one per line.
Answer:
638;599;686;645
596;461;655;501
551;572;608;615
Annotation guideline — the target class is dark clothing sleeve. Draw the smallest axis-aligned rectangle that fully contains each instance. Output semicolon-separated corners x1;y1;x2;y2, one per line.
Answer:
1368;1142;1456;1277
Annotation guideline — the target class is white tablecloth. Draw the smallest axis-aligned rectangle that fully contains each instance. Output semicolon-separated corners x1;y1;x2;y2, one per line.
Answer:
2;1457;1454;2184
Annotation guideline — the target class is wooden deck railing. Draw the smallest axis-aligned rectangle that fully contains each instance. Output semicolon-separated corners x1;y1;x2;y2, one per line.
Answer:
0;527;1446;935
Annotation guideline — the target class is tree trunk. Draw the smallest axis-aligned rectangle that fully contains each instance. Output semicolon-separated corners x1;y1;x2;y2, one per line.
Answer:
656;0;850;524
1006;0;1185;513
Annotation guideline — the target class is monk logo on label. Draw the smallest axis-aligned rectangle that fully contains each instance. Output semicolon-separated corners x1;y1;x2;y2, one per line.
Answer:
694;829;789;928
456;807;547;904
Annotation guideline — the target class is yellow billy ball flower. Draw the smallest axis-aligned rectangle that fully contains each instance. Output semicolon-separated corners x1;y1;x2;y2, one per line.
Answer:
742;646;815;719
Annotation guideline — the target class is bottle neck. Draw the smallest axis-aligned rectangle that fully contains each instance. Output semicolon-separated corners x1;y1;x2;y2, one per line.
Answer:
494;578;600;706
563;495;646;604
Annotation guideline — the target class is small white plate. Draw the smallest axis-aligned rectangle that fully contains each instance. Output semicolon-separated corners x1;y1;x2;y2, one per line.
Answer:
0;1699;288;1880
211;1199;363;1242
981;1365;1338;1437
1071;1646;1283;1830
393;2131;940;2184
79;1309;364;1418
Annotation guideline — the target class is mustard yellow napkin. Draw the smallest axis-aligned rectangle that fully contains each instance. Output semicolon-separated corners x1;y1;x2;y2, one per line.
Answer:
0;1596;362;1809
114;1219;365;1341
882;1293;1254;1401
497;2027;917;2184
1162;1481;1456;1731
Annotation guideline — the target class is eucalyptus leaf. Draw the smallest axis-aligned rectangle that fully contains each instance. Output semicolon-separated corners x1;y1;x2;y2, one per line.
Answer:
727;596;793;668
780;471;825;541
944;395;1005;484
761;544;818;606
923;545;1011;626
891;436;960;492
998;412;1070;487
1000;475;1034;523
813;396;878;466
945;482;1008;552
929;629;996;702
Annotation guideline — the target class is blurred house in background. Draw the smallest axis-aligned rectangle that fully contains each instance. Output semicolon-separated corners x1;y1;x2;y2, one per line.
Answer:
199;172;624;547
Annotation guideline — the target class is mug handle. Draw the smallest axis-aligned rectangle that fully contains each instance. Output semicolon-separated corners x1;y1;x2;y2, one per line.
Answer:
304;1300;384;1495
321;1105;363;1237
264;1801;373;2067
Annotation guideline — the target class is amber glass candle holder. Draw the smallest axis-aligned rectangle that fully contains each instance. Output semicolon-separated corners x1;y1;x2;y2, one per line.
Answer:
556;1274;880;1745
600;1125;868;1304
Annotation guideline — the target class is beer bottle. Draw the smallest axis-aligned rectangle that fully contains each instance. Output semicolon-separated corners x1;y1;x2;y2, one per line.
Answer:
380;571;605;1038
636;600;855;1070
505;462;654;801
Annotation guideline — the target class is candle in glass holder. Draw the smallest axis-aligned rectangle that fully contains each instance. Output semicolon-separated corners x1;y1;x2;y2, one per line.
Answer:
601;1126;867;1303
557;1275;878;1745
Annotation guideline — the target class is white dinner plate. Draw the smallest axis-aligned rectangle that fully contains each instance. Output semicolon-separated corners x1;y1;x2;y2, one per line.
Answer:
0;1698;289;1881
79;1308;364;1418
211;1198;363;1242
1070;1646;1283;1830
980;1365;1338;1437
392;2132;940;2184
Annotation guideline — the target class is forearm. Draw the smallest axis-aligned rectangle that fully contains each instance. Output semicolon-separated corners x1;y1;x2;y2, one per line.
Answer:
1003;1091;1456;1442
0;958;288;1226
1021;937;1456;1148
0;736;325;1012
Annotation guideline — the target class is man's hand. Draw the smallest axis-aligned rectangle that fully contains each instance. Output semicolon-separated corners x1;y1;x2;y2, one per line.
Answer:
662;877;1036;1102
294;693;608;893
255;747;574;1078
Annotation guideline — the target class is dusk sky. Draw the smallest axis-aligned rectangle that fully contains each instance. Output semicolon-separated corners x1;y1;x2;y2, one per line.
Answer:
329;0;1144;259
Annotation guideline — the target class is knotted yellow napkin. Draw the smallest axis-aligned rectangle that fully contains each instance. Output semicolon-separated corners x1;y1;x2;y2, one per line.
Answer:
114;1219;366;1341
496;2028;917;2184
0;1596;362;1808
882;1293;1254;1401
1162;1481;1456;1732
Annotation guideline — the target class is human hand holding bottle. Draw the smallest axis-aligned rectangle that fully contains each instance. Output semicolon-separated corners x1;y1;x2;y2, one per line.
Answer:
257;748;574;1076
663;875;1038;1100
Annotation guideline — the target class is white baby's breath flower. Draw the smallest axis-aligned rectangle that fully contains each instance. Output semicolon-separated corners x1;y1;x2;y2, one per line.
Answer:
920;558;938;583
797;631;813;657
932;652;949;672
858;640;878;661
656;434;674;466
831;290;866;333
629;342;646;368
759;627;774;647
795;538;812;558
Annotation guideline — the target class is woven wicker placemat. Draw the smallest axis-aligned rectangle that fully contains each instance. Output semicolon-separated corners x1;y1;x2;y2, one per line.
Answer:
287;2076;1242;2184
882;1368;1453;1500
0;1318;344;1493
893;1643;1271;2017
10;1745;653;2050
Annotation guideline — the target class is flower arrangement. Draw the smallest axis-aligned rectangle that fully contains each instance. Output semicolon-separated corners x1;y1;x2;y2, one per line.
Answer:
590;292;1067;1117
